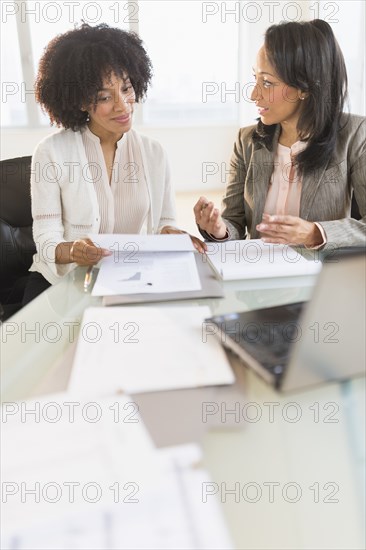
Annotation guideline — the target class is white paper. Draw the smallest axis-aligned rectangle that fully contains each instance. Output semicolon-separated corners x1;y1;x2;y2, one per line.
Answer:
205;239;322;280
89;233;195;253
100;444;234;549
92;251;201;296
1;444;234;550
1;393;155;537
68;306;234;396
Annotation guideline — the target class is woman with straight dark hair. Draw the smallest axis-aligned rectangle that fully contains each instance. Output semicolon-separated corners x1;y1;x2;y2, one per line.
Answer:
194;19;365;248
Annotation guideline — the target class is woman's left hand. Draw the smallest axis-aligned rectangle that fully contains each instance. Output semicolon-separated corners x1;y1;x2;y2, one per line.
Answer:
160;226;207;253
256;214;324;247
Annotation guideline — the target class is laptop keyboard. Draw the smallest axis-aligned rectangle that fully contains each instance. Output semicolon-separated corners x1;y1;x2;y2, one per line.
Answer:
208;302;305;383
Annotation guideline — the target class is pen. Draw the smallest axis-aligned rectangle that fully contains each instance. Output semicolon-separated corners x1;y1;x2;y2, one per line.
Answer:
84;266;94;292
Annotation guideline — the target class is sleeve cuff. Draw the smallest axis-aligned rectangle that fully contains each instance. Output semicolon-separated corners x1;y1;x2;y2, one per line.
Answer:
207;229;229;242
197;224;230;242
305;222;327;250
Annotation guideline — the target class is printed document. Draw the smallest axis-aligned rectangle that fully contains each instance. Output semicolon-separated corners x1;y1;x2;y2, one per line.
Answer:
89;232;200;297
92;251;201;296
89;233;196;252
204;239;322;280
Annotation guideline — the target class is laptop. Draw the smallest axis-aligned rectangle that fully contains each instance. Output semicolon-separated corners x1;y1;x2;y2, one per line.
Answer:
204;248;366;392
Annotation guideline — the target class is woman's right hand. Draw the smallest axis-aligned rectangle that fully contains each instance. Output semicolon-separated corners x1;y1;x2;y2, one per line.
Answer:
56;239;112;265
193;196;228;239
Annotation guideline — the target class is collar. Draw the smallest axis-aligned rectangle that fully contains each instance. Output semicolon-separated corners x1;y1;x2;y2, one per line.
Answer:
81;124;126;149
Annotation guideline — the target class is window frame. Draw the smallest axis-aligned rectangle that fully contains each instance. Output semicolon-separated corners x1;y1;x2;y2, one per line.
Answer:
3;0;242;129
3;0;365;129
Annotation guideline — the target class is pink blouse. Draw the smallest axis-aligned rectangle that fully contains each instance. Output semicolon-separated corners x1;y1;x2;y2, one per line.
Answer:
263;140;326;247
264;140;306;216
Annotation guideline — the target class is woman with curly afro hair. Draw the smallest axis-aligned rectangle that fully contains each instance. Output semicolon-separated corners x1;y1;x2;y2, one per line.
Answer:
24;23;205;302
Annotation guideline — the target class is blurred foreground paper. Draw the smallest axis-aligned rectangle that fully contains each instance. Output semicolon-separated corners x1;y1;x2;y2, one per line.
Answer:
1;394;155;541
1;401;234;550
68;306;235;396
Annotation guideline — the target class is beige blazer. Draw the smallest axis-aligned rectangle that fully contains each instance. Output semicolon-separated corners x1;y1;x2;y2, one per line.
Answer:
204;113;366;248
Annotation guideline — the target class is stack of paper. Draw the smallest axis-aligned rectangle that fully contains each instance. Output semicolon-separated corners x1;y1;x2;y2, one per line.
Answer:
1;394;156;545
1;395;234;549
204;239;322;280
68;306;235;396
89;234;201;296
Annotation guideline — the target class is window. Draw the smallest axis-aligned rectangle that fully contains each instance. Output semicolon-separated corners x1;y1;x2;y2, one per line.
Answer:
1;10;26;126
1;0;129;127
324;0;366;114
139;1;239;125
1;0;239;128
1;0;365;129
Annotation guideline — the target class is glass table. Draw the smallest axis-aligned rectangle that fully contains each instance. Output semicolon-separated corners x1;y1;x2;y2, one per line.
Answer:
1;267;365;549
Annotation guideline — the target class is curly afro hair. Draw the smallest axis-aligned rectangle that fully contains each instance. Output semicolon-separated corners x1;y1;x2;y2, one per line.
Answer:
35;23;153;130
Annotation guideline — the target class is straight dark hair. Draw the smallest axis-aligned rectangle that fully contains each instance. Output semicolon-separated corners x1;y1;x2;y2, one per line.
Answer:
254;19;348;174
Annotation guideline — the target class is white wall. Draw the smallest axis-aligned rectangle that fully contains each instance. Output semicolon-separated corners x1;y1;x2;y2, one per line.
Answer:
0;124;238;193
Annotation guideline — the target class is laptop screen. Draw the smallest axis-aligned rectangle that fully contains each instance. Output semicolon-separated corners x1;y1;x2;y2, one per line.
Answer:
282;248;366;391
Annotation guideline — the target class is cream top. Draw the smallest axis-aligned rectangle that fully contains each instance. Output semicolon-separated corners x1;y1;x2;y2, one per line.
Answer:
81;125;150;234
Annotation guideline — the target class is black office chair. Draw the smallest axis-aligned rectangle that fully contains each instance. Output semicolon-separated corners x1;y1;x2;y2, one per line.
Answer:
0;156;36;320
351;192;361;220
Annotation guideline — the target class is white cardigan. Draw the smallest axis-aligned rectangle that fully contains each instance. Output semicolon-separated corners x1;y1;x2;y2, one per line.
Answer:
30;128;177;284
